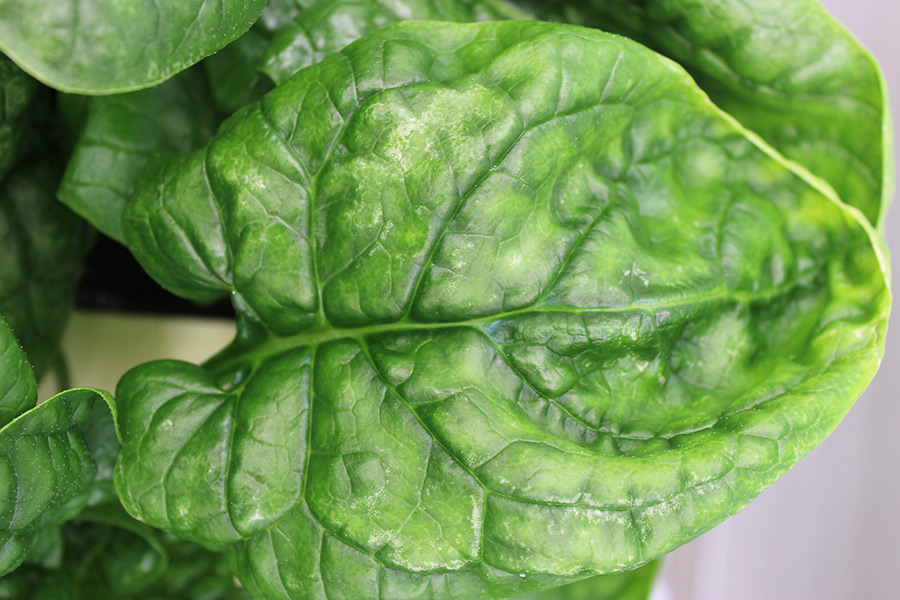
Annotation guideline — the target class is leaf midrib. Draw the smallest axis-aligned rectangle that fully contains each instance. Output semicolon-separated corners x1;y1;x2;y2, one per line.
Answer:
205;275;818;378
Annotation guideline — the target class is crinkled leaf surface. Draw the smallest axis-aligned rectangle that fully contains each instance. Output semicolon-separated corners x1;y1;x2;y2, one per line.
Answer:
0;0;269;94
57;0;528;243
0;159;93;376
213;0;530;111
116;21;890;600
0;317;117;577
58;69;218;243
261;0;531;85
537;0;892;227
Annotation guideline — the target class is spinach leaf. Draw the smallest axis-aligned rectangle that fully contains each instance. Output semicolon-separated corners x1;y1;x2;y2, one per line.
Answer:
58;69;218;243
0;503;254;600
0;57;92;375
0;158;93;376
57;0;528;242
114;21;890;599
0;310;35;429
205;28;278;117
0;0;269;94
202;0;314;115
0;316;117;577
0;57;36;179
535;0;892;227
261;0;532;85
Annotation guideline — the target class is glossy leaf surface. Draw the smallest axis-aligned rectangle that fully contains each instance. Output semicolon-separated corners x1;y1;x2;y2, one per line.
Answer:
539;0;892;227
56;0;527;243
0;0;268;94
0;317;117;577
116;21;890;600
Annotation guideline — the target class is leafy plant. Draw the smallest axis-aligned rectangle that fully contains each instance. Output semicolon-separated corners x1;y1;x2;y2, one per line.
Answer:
0;1;891;599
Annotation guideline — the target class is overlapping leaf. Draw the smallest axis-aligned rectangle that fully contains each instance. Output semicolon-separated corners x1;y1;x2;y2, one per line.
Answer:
0;0;270;94
114;20;890;600
58;69;218;242
0;158;93;375
0;316;117;577
261;0;531;84
536;0;892;227
0;56;93;375
0;310;34;429
58;0;530;242
0;503;254;600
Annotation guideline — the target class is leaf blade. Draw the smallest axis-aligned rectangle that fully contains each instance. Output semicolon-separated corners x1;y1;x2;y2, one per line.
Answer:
116;20;891;599
0;0;268;94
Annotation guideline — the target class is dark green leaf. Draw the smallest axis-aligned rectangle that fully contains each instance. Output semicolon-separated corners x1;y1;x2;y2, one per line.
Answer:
0;0;269;94
0;159;92;376
0;57;36;179
0;312;35;429
0;163;88;366
536;0;892;227
205;29;277;117
58;69;218;242
0;317;117;577
22;526;64;570
0;503;254;600
201;0;316;116
115;20;889;600
0;58;93;375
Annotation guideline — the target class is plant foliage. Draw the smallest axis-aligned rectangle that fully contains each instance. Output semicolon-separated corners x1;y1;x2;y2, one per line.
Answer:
0;1;891;599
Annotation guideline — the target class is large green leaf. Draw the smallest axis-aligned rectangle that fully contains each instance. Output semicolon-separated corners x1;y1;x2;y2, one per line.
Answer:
536;0;892;227
115;21;890;600
58;69;218;242
0;316;117;577
0;0;269;94
56;0;529;242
